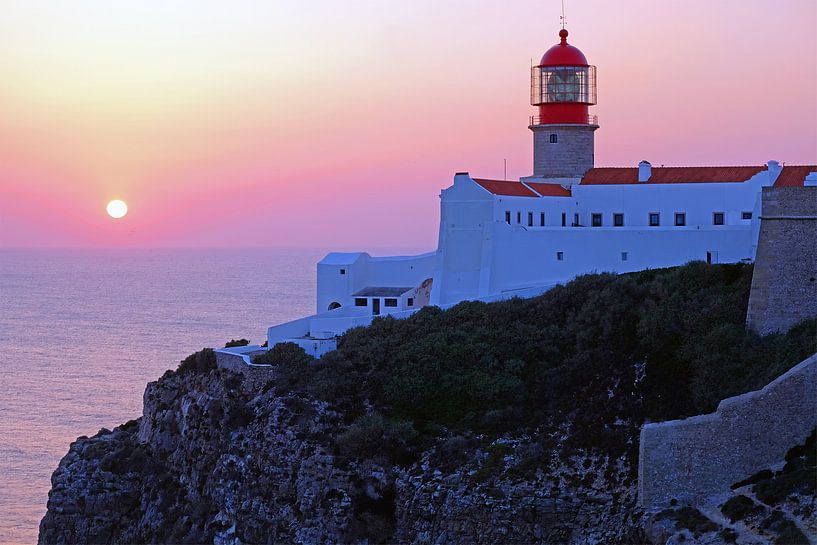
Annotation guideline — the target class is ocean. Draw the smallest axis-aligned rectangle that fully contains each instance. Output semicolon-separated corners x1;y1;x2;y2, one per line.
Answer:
0;248;420;544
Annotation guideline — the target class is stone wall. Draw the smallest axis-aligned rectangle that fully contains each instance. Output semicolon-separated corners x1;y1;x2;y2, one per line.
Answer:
746;186;817;335
214;350;276;390
638;353;817;509
531;124;596;178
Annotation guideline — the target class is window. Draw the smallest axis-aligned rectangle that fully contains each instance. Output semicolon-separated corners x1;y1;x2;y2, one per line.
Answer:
384;298;398;307
713;212;725;225
591;213;602;227
528;212;533;227
561;212;567;227
613;213;624;227
549;133;558;144
540;212;545;226
354;298;367;307
675;213;686;226
621;251;628;261
573;213;580;227
742;211;752;220
505;211;511;224
649;213;660;226
407;298;414;307
556;251;564;261
339;268;346;275
517;211;521;224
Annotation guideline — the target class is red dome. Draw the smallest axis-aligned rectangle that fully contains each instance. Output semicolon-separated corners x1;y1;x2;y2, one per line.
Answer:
539;29;588;66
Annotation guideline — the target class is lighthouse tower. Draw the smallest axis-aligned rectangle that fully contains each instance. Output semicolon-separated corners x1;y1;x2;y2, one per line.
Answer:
529;29;598;179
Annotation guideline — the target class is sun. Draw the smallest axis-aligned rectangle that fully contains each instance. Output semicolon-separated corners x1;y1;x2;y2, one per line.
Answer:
106;199;128;219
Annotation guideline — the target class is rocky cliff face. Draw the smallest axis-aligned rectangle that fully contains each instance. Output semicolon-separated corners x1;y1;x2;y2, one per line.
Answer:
40;361;646;544
39;265;817;544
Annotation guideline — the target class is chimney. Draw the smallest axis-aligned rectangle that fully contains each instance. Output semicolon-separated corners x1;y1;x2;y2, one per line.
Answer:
638;160;652;183
453;172;472;186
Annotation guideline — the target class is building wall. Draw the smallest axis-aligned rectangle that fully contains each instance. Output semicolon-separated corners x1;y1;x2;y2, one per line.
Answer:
531;124;596;178
638;353;817;508
493;195;576;227
571;174;768;228
430;173;775;303
746;186;817;335
317;252;436;313
431;173;495;305
488;222;754;292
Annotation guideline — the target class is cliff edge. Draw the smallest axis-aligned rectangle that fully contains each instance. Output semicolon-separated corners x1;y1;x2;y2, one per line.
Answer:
40;263;816;544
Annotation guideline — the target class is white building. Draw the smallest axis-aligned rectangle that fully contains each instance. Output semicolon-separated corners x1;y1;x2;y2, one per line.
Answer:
262;28;816;357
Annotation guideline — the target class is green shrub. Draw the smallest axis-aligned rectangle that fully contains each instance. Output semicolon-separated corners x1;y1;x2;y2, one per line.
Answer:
260;263;815;466
177;348;217;376
760;510;809;545
252;342;312;367
753;429;816;504
720;495;764;522
224;339;250;348
656;506;718;536
334;412;418;464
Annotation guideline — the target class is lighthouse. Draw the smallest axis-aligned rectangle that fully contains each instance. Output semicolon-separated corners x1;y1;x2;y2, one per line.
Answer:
529;29;598;179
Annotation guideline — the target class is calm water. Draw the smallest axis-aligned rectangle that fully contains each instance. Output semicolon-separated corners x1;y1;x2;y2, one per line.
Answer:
0;247;404;544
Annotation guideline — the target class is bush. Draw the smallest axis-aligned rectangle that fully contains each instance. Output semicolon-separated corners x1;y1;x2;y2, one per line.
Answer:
335;412;418;464
177;348;217;376
252;342;312;367
720;495;764;522
656;506;718;536
224;339;250;348
260;263;816;465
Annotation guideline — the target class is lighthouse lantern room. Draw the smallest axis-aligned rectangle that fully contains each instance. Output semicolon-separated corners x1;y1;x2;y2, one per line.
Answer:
529;29;599;180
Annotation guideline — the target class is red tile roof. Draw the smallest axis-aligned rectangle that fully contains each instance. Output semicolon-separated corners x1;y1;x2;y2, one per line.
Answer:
525;182;572;197
473;179;538;197
773;165;817;187
580;166;767;185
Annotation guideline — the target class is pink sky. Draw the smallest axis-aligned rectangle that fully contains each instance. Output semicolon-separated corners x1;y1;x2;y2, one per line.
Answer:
0;0;815;250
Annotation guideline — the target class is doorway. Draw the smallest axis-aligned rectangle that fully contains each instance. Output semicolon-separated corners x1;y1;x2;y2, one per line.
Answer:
372;298;380;315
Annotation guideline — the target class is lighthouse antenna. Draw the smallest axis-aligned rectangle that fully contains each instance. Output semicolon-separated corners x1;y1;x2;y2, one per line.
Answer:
560;0;566;29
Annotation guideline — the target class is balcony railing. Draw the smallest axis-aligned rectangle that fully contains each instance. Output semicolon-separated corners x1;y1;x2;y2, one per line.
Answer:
529;114;598;126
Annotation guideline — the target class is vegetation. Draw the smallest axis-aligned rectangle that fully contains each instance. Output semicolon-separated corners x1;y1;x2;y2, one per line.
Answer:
760;510;809;545
720;495;764;523
753;429;816;505
655;506;719;536
252;342;311;366
259;263;814;462
224;339;250;348
176;348;216;376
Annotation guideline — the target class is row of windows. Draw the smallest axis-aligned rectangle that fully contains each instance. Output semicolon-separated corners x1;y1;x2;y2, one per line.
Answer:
556;250;718;263
556;250;628;261
505;211;752;227
354;297;413;307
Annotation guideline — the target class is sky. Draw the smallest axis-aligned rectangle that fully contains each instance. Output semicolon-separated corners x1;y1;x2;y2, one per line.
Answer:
0;0;815;250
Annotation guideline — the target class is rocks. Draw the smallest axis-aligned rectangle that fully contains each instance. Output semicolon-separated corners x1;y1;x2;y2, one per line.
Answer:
40;366;397;544
39;359;814;544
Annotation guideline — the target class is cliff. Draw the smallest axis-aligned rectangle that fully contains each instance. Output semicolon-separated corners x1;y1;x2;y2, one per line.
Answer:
40;263;816;544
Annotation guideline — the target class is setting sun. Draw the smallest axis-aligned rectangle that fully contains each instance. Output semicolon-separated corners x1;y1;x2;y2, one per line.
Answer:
106;199;128;219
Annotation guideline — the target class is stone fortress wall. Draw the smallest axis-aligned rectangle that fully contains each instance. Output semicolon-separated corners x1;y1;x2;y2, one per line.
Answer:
746;186;817;335
638;353;816;508
640;186;817;508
